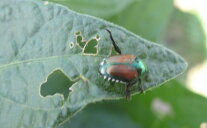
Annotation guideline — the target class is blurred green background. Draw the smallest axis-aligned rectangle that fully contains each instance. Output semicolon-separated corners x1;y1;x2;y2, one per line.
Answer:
42;0;207;127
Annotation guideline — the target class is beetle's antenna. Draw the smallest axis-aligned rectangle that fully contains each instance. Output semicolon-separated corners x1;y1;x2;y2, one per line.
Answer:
106;29;122;54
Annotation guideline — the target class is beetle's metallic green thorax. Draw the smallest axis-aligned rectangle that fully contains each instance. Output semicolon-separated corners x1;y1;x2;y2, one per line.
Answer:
133;58;147;76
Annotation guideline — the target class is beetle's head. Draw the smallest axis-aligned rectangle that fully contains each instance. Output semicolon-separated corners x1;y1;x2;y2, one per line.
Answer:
134;58;148;77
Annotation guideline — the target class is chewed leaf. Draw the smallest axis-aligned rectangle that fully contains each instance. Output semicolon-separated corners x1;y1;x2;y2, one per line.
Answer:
0;0;187;128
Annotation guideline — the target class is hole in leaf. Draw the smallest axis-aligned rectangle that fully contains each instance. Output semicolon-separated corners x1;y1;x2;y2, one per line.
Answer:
69;42;74;48
83;38;98;54
77;35;86;48
40;70;75;100
96;34;100;40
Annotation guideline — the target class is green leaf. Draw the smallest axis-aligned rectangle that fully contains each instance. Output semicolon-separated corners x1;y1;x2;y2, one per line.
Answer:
0;0;187;127
44;0;134;18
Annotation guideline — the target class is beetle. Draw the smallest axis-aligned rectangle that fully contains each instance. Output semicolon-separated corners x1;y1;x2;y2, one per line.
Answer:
99;29;147;99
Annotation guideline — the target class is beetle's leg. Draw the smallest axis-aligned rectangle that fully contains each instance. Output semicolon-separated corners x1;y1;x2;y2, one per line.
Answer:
125;83;131;100
138;78;144;93
106;29;122;55
125;80;137;100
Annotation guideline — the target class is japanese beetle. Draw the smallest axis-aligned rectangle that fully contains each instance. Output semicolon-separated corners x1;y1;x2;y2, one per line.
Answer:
99;29;147;99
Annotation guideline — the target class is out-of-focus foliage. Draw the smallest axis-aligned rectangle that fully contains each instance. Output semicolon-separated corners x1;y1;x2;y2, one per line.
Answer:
60;81;207;128
108;0;174;42
59;104;141;128
162;8;206;68
44;0;134;18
